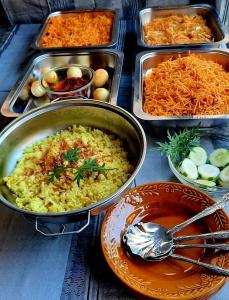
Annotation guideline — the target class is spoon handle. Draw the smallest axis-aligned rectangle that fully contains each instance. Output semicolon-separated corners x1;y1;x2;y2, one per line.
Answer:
174;231;229;242
167;192;229;235
174;243;229;251
171;253;229;276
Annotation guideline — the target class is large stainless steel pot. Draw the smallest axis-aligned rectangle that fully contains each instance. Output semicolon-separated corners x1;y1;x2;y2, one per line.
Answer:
0;100;146;236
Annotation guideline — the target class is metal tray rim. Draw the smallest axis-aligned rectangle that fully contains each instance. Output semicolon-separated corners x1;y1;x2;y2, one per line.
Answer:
137;4;228;49
33;8;120;51
133;48;229;122
1;49;124;118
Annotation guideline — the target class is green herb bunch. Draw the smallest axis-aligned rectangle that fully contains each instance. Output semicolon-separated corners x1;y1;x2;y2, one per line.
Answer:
75;159;112;186
48;147;111;186
156;126;201;164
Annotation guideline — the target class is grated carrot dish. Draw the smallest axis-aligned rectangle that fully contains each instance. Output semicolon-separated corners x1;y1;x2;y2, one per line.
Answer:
39;12;114;48
144;14;213;45
143;55;229;116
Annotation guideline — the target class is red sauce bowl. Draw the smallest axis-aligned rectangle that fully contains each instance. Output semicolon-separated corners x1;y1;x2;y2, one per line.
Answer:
41;64;94;100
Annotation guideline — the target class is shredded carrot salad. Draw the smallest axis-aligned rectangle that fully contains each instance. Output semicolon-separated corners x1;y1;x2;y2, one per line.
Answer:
143;55;229;116
39;12;114;48
144;14;213;45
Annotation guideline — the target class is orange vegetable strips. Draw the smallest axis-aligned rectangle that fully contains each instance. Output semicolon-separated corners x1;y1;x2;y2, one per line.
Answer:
39;12;114;48
144;14;213;45
143;55;229;116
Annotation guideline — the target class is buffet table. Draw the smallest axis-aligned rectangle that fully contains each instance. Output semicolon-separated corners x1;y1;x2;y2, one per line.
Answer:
0;22;228;300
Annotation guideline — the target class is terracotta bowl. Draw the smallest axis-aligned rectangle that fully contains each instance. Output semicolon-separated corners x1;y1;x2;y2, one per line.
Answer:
101;182;229;300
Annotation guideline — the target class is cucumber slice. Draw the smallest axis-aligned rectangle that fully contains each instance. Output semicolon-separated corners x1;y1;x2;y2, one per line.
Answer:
198;164;220;180
189;147;207;166
194;179;216;187
219;180;229;187
209;148;229;168
219;165;229;184
180;158;198;180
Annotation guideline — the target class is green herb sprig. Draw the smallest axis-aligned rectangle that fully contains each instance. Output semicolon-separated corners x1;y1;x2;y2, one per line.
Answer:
48;166;65;182
48;147;79;182
63;147;79;163
75;159;112;186
156;126;201;164
48;148;112;185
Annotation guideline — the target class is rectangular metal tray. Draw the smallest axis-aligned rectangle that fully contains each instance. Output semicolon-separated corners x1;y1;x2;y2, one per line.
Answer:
133;48;229;128
137;4;228;49
33;9;119;51
1;49;123;118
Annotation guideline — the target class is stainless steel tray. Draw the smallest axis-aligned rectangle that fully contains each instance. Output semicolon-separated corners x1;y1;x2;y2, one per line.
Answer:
133;48;229;127
33;9;119;51
137;4;229;49
1;49;123;118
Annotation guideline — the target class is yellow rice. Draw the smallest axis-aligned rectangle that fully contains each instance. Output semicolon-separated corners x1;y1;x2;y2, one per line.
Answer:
4;125;133;213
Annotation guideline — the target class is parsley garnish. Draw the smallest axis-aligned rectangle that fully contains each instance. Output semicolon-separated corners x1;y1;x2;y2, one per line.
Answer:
75;159;112;186
63;147;79;163
48;148;112;185
156;126;201;164
48;166;65;182
48;147;79;182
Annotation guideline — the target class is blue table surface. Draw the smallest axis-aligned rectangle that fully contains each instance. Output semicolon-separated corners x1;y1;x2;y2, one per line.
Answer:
0;23;228;300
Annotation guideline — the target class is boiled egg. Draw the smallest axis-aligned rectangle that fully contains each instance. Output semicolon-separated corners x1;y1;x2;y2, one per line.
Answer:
20;85;30;101
31;80;46;97
44;70;58;84
93;88;110;102
93;69;109;87
67;66;82;78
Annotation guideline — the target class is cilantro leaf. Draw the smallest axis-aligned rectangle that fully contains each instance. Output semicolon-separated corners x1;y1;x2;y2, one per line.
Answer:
63;147;79;163
48;166;65;182
74;159;113;186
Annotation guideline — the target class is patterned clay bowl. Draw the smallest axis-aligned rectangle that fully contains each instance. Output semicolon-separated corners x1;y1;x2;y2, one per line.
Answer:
101;182;229;300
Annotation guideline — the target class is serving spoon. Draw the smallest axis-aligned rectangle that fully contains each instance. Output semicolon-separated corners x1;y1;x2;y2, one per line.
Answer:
123;192;229;271
174;230;229;242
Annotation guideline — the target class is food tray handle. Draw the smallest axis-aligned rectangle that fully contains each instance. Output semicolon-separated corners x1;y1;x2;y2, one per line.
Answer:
35;210;91;236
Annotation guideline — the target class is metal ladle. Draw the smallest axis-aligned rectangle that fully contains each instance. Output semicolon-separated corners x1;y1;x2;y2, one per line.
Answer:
123;192;229;276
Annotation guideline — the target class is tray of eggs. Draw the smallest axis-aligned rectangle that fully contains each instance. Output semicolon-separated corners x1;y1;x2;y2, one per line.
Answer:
1;49;123;117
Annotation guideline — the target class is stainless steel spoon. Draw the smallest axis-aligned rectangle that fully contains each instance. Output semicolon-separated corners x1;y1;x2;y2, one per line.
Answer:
123;234;229;276
173;243;229;250
123;192;229;260
167;192;229;236
174;230;229;243
166;253;229;276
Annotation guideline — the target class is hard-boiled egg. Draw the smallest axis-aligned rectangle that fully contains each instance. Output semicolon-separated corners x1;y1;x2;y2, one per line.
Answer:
20;85;30;101
67;66;82;78
93;88;110;102
93;69;109;87
31;80;46;97
44;70;58;84
34;95;50;107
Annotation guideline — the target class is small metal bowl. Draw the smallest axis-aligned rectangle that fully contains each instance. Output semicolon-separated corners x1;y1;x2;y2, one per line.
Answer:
41;64;94;100
168;128;229;199
0;100;146;236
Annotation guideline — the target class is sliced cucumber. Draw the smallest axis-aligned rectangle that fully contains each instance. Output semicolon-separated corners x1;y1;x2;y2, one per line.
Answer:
209;148;229;168
219;180;229;187
198;164;220;180
180;158;198;180
189;147;207;166
194;179;216;187
219;165;229;185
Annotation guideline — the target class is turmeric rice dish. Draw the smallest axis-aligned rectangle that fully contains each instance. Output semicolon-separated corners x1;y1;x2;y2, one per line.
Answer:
39;12;114;48
143;54;229;116
144;14;213;45
4;125;133;213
